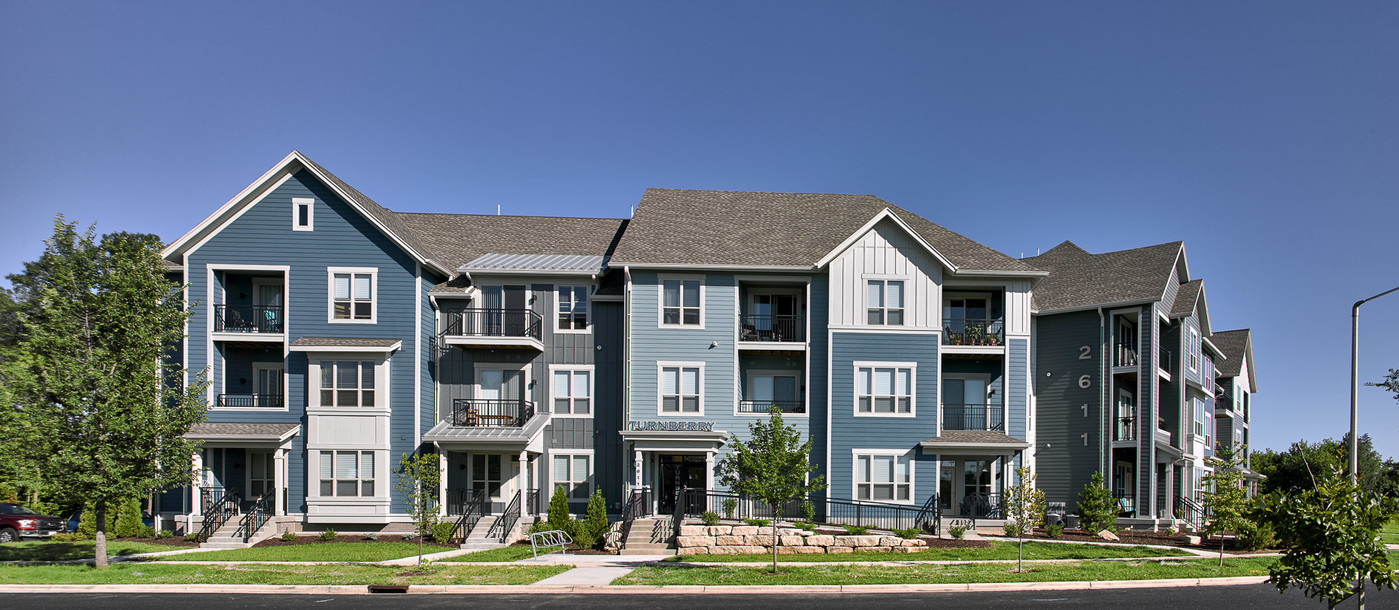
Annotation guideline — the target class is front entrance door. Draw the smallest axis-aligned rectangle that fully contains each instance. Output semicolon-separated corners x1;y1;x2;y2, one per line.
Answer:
657;454;707;513
939;459;998;517
248;451;275;498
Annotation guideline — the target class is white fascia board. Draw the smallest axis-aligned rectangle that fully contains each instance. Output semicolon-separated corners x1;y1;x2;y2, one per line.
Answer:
1031;298;1159;317
289;341;402;353
948;269;1049;279
163;152;302;259
617;263;811;272
813;208;957;271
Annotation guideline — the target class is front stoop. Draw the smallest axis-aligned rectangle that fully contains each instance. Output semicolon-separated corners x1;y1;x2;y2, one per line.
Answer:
198;519;277;550
619;517;676;556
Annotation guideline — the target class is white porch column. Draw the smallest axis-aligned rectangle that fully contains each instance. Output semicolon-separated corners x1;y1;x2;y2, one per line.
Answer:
518;450;529;516
191;450;204;518
437;448;448;518
704;452;715;491
273;449;286;517
633;449;643;488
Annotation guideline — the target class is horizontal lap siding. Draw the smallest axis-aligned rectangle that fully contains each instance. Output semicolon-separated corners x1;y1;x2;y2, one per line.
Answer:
809;275;830;495
1008;339;1029;441
1031;311;1101;511
593;301;625;506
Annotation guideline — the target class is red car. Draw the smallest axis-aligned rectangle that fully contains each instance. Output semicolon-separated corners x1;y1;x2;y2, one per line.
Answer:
0;503;65;542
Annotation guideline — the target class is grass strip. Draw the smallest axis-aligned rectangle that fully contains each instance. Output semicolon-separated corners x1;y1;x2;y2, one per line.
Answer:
619;557;1276;586
438;545;541;562
0;562;569;585
672;540;1191;563
156;541;440;562
0;541;187;562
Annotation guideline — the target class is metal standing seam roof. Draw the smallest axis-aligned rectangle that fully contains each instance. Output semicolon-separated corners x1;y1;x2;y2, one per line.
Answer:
289;337;403;349
461;253;608;274
1025;240;1184;312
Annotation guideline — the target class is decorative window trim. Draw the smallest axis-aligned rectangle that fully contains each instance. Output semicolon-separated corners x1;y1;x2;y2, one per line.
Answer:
555;285;590;333
292;197;314;231
852;449;914;505
309;357;389;410
549;365;594;418
658;275;705;329
327;267;377;324
865;277;907;327
657;361;704;416
549;450;594;502
317;450;378;498
853;361;917;418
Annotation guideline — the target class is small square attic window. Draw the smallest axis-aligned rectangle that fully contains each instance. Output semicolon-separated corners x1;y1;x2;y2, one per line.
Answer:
293;197;314;231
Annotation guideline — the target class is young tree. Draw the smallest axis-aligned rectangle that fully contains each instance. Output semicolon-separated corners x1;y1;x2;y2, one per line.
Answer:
716;407;826;574
1202;446;1250;570
5;219;206;567
1003;465;1045;572
1255;469;1398;609
1076;472;1117;534
394;451;442;566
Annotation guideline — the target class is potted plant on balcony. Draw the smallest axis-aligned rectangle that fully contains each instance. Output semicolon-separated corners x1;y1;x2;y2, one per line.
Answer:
966;324;984;346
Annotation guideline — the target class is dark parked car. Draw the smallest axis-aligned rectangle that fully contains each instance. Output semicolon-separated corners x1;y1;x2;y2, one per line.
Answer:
64;510;156;534
0;503;64;542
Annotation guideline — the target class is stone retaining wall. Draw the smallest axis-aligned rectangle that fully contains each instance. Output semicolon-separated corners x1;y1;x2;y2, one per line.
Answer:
675;523;927;555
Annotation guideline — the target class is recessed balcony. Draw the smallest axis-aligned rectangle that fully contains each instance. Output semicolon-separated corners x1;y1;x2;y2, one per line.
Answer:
450;399;536;428
216;393;284;409
441;309;543;350
942;318;1005;348
941;404;1004;432
737;399;806;414
212;304;284;342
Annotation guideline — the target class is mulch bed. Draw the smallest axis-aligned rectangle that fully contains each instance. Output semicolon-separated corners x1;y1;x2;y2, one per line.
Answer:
992;529;1265;553
252;534;456;548
110;536;199;548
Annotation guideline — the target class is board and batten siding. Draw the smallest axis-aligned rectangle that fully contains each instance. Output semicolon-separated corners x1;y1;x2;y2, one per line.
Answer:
826;220;943;329
1031;310;1102;512
187;169;423;515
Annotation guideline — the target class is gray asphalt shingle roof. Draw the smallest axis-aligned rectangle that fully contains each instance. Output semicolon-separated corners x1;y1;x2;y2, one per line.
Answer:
1210;329;1252;378
185;422;300;440
395;213;627;274
1025;240;1183;312
609;189;1037;273
1172;279;1204;318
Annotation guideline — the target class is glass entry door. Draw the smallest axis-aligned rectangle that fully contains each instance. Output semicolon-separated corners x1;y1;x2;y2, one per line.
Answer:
657;454;707;513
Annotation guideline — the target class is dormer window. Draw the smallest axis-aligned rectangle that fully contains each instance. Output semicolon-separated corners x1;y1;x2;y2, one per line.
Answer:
293;197;314;231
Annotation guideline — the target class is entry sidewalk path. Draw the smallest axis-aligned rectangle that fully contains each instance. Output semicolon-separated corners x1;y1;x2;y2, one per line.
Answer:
523;554;672;586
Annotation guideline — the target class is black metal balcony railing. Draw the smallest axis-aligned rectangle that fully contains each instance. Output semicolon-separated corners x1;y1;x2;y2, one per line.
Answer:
1115;415;1136;441
216;394;284;408
738;400;806;414
738;314;805;343
451;398;535;427
443;309;543;341
1114;340;1138;367
942;404;1004;431
214;304;283;334
943;318;1004;346
1113;490;1136;517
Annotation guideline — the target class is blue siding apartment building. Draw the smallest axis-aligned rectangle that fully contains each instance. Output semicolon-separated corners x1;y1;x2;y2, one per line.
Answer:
156;152;1257;543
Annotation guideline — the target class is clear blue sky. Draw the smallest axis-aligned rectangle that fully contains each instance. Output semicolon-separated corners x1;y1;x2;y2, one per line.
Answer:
2;1;1396;458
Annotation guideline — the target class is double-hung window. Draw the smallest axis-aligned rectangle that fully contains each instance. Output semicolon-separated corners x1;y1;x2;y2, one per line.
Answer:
661;279;701;326
320;451;374;497
320;361;376;407
855;452;911;502
551;453;592;501
856;364;913;415
330;269;375;322
660;365;701;414
552;368;592;416
557;285;588;331
1187;328;1200;372
866;280;905;325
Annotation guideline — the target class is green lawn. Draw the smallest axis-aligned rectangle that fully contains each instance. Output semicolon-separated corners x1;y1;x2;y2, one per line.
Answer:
618;557;1277;586
0;562;569;585
157;541;441;562
0;540;186;562
672;540;1192;563
439;545;541;562
1382;517;1399;538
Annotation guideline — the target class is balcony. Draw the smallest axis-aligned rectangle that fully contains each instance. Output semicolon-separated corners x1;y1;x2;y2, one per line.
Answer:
738;400;806;414
941;404;1004;431
1114;416;1136;441
216;393;284;409
1113;340;1138;368
1157;346;1173;376
942;319;1004;347
738;314;805;345
213;305;283;340
450;399;536;428
442;309;543;350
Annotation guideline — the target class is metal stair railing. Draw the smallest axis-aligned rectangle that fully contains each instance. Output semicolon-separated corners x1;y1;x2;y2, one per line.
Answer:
236;490;274;543
448;488;488;544
199;489;240;540
619;487;651;551
488;490;522;543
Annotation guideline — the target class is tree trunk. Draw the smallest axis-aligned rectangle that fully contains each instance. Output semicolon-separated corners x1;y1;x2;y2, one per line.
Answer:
771;504;779;574
94;504;108;569
1219;535;1226;569
1018;532;1024;572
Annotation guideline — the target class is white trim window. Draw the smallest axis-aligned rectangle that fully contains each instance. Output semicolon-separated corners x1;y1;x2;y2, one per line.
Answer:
660;277;702;327
856;363;915;416
551;367;593;416
320;360;377;407
854;451;912;503
329;268;376;323
1187;327;1200;372
659;363;703;415
551;452;593;501
320;451;375;497
556;285;589;331
292;197;314;231
866;279;905;326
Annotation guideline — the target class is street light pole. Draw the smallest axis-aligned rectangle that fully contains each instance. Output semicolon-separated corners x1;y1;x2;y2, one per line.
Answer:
1350;285;1399;481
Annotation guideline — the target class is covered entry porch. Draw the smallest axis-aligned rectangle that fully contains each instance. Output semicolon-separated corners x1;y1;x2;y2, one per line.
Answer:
426;416;549;544
620;428;729;515
921;430;1029;520
182;422;299;535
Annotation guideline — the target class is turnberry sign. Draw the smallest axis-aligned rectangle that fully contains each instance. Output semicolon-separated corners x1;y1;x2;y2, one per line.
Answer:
628;420;715;432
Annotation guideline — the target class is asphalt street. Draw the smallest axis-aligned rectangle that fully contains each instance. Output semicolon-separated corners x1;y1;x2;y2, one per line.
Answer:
5;585;1398;609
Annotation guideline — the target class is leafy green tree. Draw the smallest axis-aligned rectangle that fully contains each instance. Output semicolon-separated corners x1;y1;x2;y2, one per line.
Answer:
716;407;826;574
1254;435;1387;496
394;451;442;566
1202;447;1251;570
580;489;609;549
4;219;207;567
1003;465;1045;572
1255;470;1398;609
1076;472;1117;534
546;485;575;536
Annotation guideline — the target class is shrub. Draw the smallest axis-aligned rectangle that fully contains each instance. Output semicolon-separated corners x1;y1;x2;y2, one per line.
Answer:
318;528;337;541
722;499;737;518
1077;472;1118;534
801;499;816;523
1044;523;1064;538
1237;519;1277;551
183;533;203;542
949;524;967;540
280;531;296;542
744;518;770;527
547;486;574;530
431;521;457;544
1164;527;1177;536
528;520;553;535
114;497;144;538
1003;522;1023;537
841;524;870;535
363;532;379;541
792;521;816;532
578;489;609;549
139;525;156;538
51;532;84;542
701;511;721;526
892;527;921;539
154;529;172;540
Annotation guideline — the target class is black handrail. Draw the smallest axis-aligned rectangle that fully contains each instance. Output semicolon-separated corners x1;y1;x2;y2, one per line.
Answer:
451;399;535;427
447;488;488;544
214;304;283;334
943;318;1005;346
199;488;240;540
956;492;1003;520
738;314;805;342
737;400;806;414
488;491;522;543
1113;490;1137;517
1175;494;1207;529
619;487;652;551
443;309;543;341
236;490;273;542
216;394;284;408
942;404;1004;431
